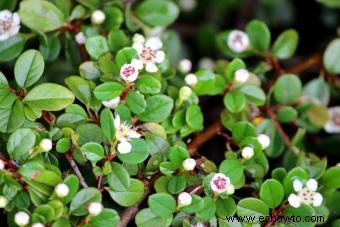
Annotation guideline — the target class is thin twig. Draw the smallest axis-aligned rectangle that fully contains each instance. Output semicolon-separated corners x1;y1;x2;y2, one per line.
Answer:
286;53;321;74
65;153;88;188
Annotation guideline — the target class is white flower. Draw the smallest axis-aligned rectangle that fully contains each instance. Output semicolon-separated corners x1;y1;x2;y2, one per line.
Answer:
178;192;192;207
182;158;196;171
14;211;30;226
210;173;234;194
234;69;249;83
55;183;69;198
32;223;44;227
288;179;323;208
179;86;192;101
120;59;143;82
0;10;20;41
257;134;270;150
198;58;214;70
91;10;106;25
102;97;120;109
241;146;254;160
88;202;103;216
227;30;250;53
132;36;165;73
0;159;5;170
0;196;7;208
114;115;141;154
178;59;192;74
75;32;86;45
178;0;197;12
39;139;52;152
185;73;198;86
324;106;340;133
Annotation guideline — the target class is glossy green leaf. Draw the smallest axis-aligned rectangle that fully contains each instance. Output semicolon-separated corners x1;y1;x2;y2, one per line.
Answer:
272;29;299;59
107;179;144;207
246;20;271;52
70;187;102;216
81;142;104;162
273;74;302;104
323;38;340;74
259;179;284;208
138;95;173;123
148;193;176;217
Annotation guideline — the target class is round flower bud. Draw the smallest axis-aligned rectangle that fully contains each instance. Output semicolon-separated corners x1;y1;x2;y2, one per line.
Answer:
39;139;52;152
234;69;249;83
184;73;198;86
178;59;192;74
182;158;196;171
0;159;5;170
102;97;120;109
227;30;250;53
91;10;106;25
241;146;254;160
0;196;8;208
88;202;103;216
177;192;192;207
75;32;86;45
14;211;30;226
257;134;270;149
198;58;214;70
55;183;69;198
32;223;44;227
226;183;235;195
179;86;192;101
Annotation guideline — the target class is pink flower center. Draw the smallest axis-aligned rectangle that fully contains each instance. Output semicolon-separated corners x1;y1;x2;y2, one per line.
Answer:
213;176;228;190
122;65;136;78
140;47;156;63
0;15;13;33
232;34;245;46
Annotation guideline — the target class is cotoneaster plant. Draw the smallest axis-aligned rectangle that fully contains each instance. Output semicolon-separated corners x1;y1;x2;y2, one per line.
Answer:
0;1;340;227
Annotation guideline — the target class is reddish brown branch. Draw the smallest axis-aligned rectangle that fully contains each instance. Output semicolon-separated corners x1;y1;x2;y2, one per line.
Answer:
65;153;88;188
286;53;321;74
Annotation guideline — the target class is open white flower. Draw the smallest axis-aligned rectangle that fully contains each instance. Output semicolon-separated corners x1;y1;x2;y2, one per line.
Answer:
114;115;141;154
120;59;143;82
0;196;7;208
55;183;69;198
182;158;196;171
210;173;234;194
178;192;192;207
0;159;5;170
39;139;52;152
14;211;30;226
88;202;103;216
324;106;340;134
227;30;250;53
241;146;254;160
91;10;106;25
102;96;120;109
257;134;270;149
0;10;20;41
75;32;86;45
132;35;165;73
288;179;323;208
178;59;192;74
185;73;198;86
32;223;44;227
234;69;249;83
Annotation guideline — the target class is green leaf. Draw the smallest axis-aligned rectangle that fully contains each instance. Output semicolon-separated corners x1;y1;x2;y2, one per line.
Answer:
39;35;61;62
81;142;104;162
196;197;216;221
0;35;27;62
107;162;130;191
225;58;246;80
108;29;130;53
107;179;144;207
94;82;124;101
273;74;302;104
76;123;103;146
321;167;340;189
224;90;246;113
7;128;36;162
323;38;340;74
79;61;101;80
317;0;340;8
259;179;284;208
65;76;92;105
307;105;329;127
85;36;109;60
126;91;146;115
284;204;315;227
18;0;64;32
246;20;271;52
272;29;299;59
168;146;189;168
277;106;298;123
117;139;150;164
219;159;244;185
115;47;138;68
23;83;75;111
136;74;162;95
236;198;269;222
60;175;79;204
238;84;266;106
14;49;44;88
302;78;330;106
232;121;257;143
166;175;186;194
135;208;173;227
186;104;203;131
148;193;176;217
193;69;216;95
216;197;237;218
138;95;174;123
70;188;102;216
135;0;179;27
0;99;25;133
86;209;120;227
100;108;115;142
181;195;204;213
103;7;124;30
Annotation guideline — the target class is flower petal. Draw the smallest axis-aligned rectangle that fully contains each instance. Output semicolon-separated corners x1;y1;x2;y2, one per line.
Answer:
312;192;323;207
132;42;143;53
131;59;144;70
145;63;158;73
114;115;121;129
155;50;165;63
145;36;163;50
128;130;141;138
288;194;301;208
117;140;132;154
293;179;303;192
12;13;20;25
306;179;318;191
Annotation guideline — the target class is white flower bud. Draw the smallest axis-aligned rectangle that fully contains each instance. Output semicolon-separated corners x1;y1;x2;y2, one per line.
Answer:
198;58;214;70
102;97;120;109
234;69;249;83
182;158;196;171
184;73;198;86
0;196;8;208
88;202;103;216
178;59;192;74
55;183;69;198
177;192;192;207
32;223;44;227
226;183;235;195
117;140;132;154
91;10;106;25
241;146;254;160
257;134;270;149
75;32;86;45
132;33;145;44
39;139;52;152
14;211;30;226
227;30;250;53
179;86;192;101
0;159;5;170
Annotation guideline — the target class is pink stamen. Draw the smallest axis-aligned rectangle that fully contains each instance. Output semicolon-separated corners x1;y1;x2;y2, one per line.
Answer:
122;65;136;78
140;47;156;63
213;176;227;190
